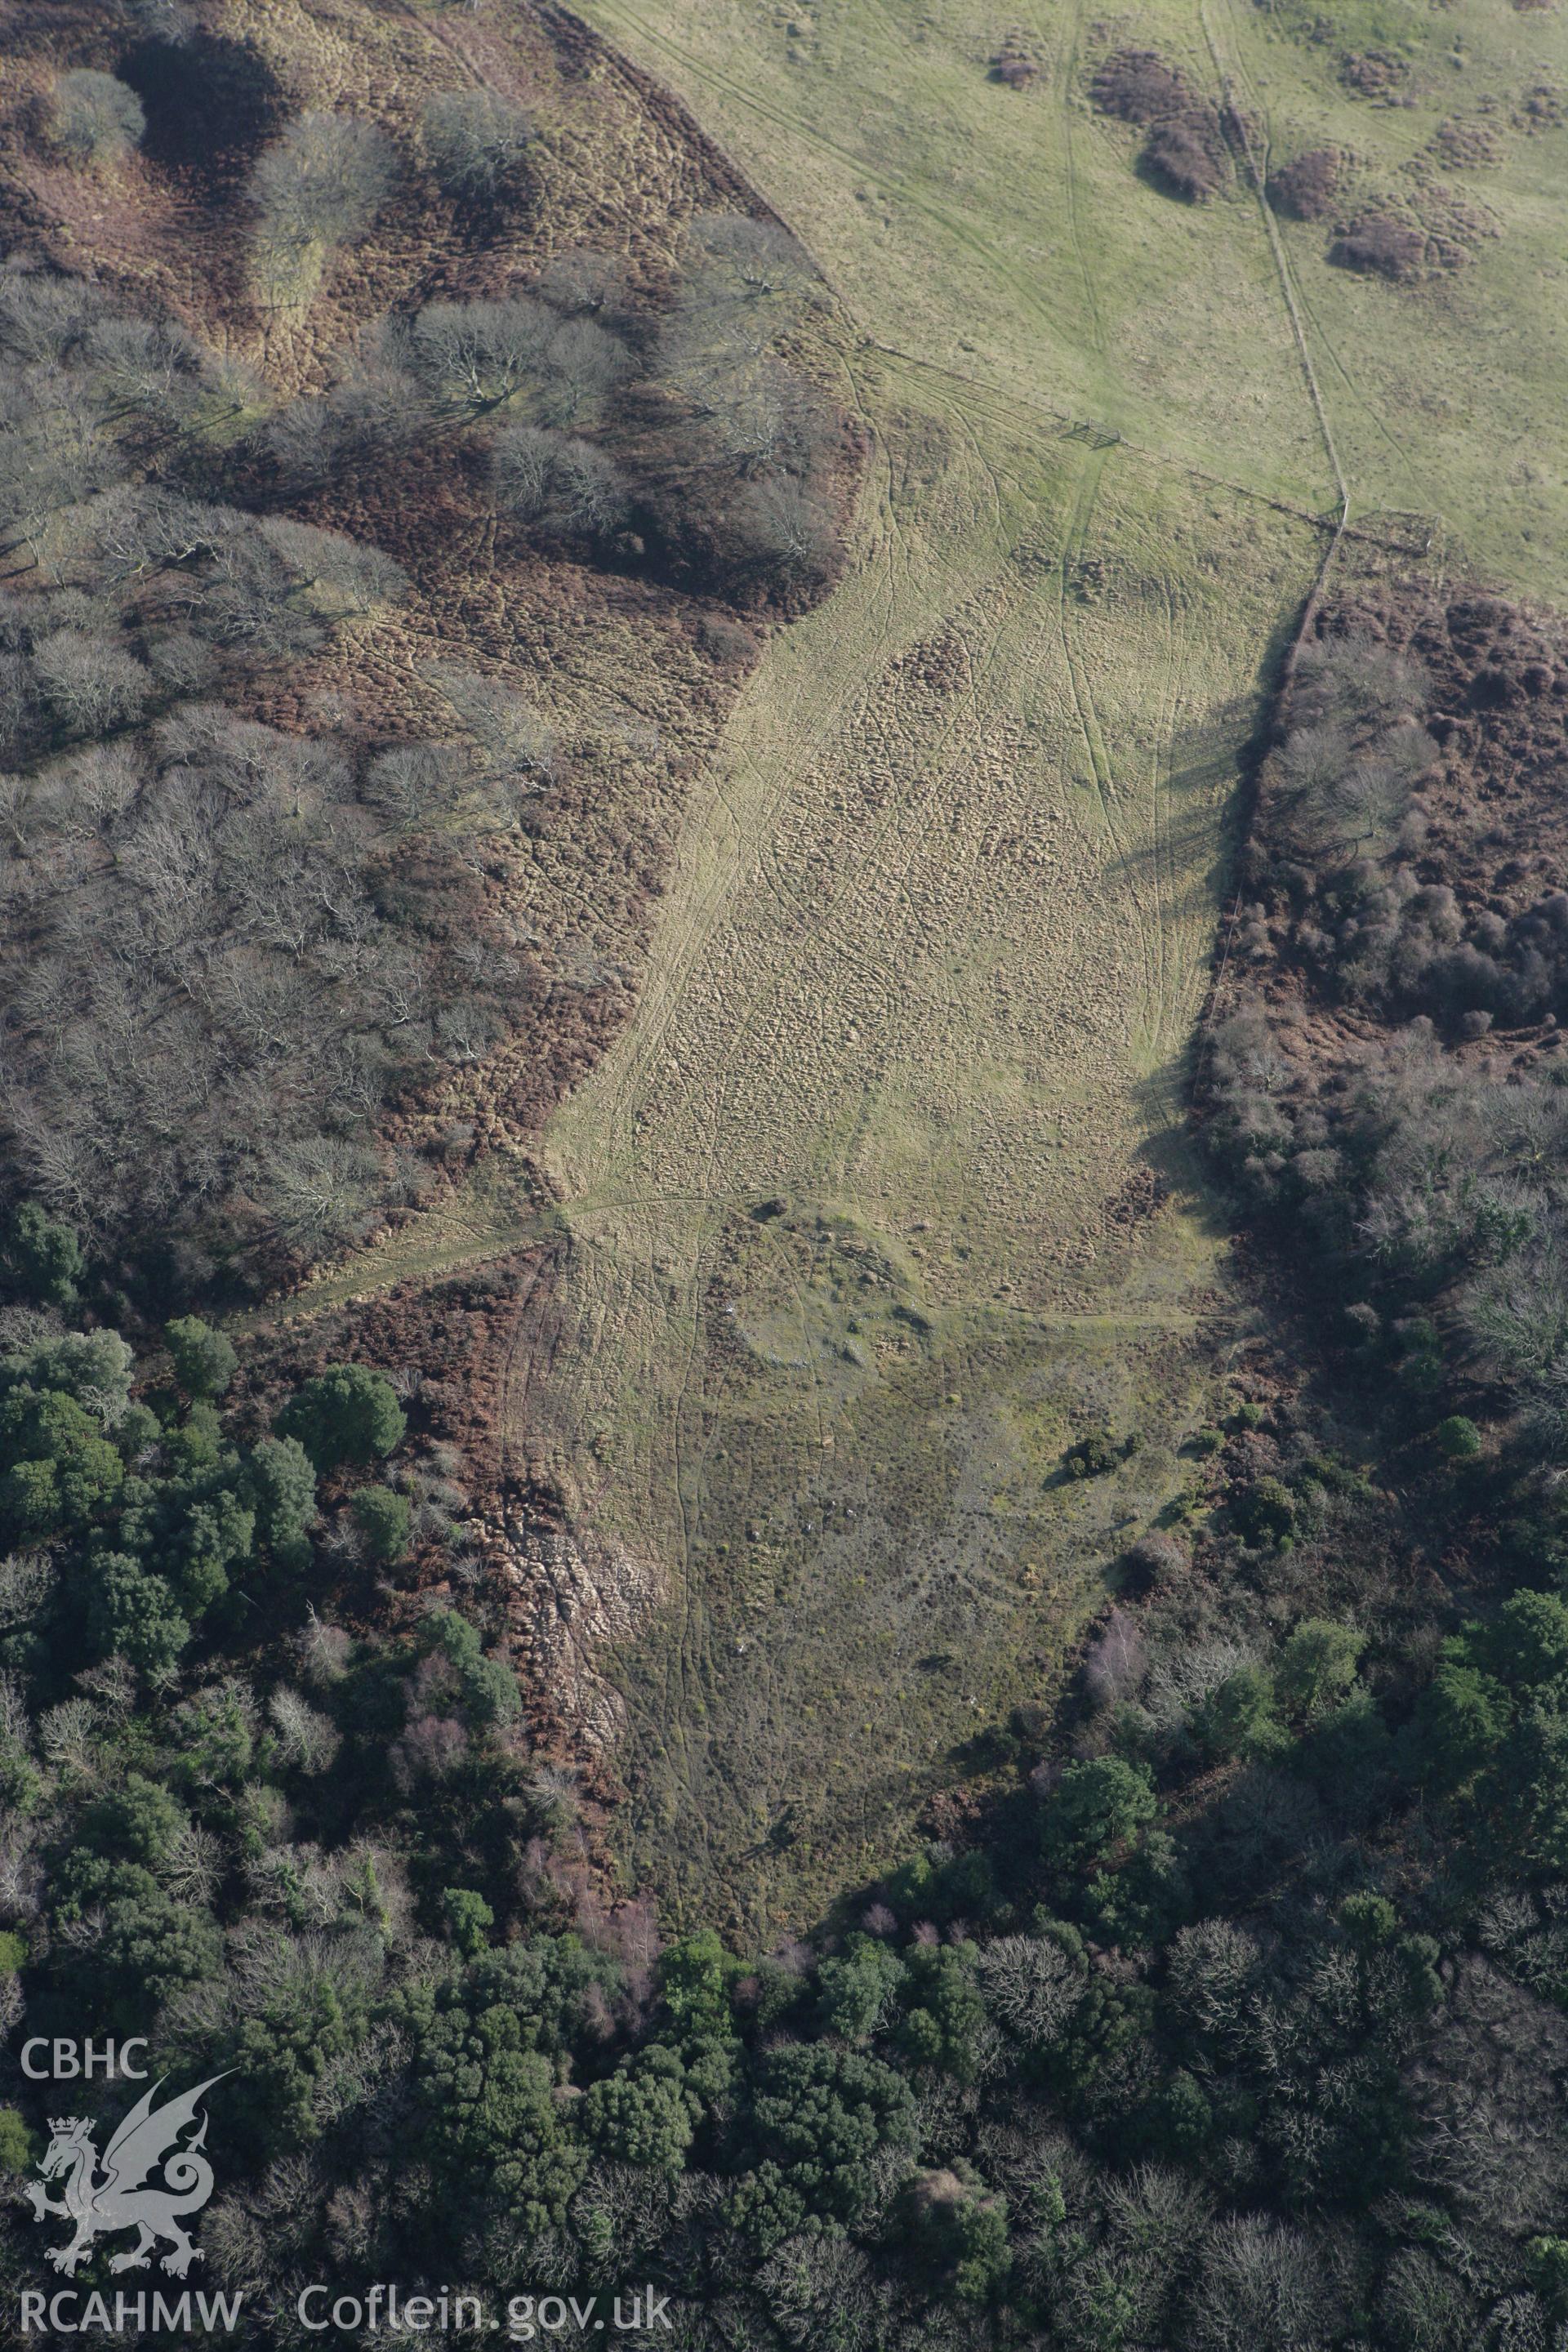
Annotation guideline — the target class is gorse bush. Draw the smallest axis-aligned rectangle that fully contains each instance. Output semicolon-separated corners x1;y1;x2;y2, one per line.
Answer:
1143;114;1225;202
1332;213;1428;283
1090;47;1228;203
1268;145;1341;220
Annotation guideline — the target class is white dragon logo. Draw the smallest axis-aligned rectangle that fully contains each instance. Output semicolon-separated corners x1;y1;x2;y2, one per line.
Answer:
24;2074;228;2278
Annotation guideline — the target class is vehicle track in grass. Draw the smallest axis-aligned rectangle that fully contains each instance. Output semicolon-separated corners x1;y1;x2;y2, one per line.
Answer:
1202;0;1432;520
254;0;1324;1922
1060;0;1111;370
525;341;1308;1920
240;0;1351;1922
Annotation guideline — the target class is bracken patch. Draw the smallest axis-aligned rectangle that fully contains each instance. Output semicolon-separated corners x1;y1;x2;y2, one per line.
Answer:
1267;147;1342;221
1090;44;1228;203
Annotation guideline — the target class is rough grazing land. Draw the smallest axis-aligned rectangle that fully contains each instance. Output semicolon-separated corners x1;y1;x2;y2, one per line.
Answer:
24;0;1561;1934
497;0;1568;1931
526;414;1312;1931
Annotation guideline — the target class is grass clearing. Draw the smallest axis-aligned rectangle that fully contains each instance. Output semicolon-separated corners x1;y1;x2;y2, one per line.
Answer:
250;0;1566;1928
513;0;1568;1927
523;363;1312;1929
580;0;1568;590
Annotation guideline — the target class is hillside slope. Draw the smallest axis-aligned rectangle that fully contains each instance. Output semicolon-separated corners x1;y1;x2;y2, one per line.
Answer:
488;0;1568;1926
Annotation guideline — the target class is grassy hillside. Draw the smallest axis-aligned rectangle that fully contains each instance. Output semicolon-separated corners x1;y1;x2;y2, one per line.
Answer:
29;0;1555;1931
497;0;1568;1928
577;0;1568;587
530;392;1313;1931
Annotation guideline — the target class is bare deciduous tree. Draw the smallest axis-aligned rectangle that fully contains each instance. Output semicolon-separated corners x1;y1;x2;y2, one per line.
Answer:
490;421;555;519
1164;1918;1262;2040
82;310;217;433
1294;630;1430;729
62;738;145;825
261;1134;381;1258
255;518;408;619
46;70;145;168
491;424;629;537
1083;1607;1148;1708
430;664;558;789
532;247;626;319
31;629;150;738
0;271;107;365
421;89;534;196
404;296;553;413
686;212;817;313
361;739;470;831
249;111;398;292
401;298;629;428
977;1932;1087;2048
1276;721;1350;804
1189;2216;1335;2352
123;0;199;38
537;316;628;428
733;474;836;585
268;1686;343;1774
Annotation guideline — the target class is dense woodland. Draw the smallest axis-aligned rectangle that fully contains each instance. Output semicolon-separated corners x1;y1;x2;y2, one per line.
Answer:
4;7;1568;2350
5;594;1568;2345
3;1151;1568;2348
0;9;845;1305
